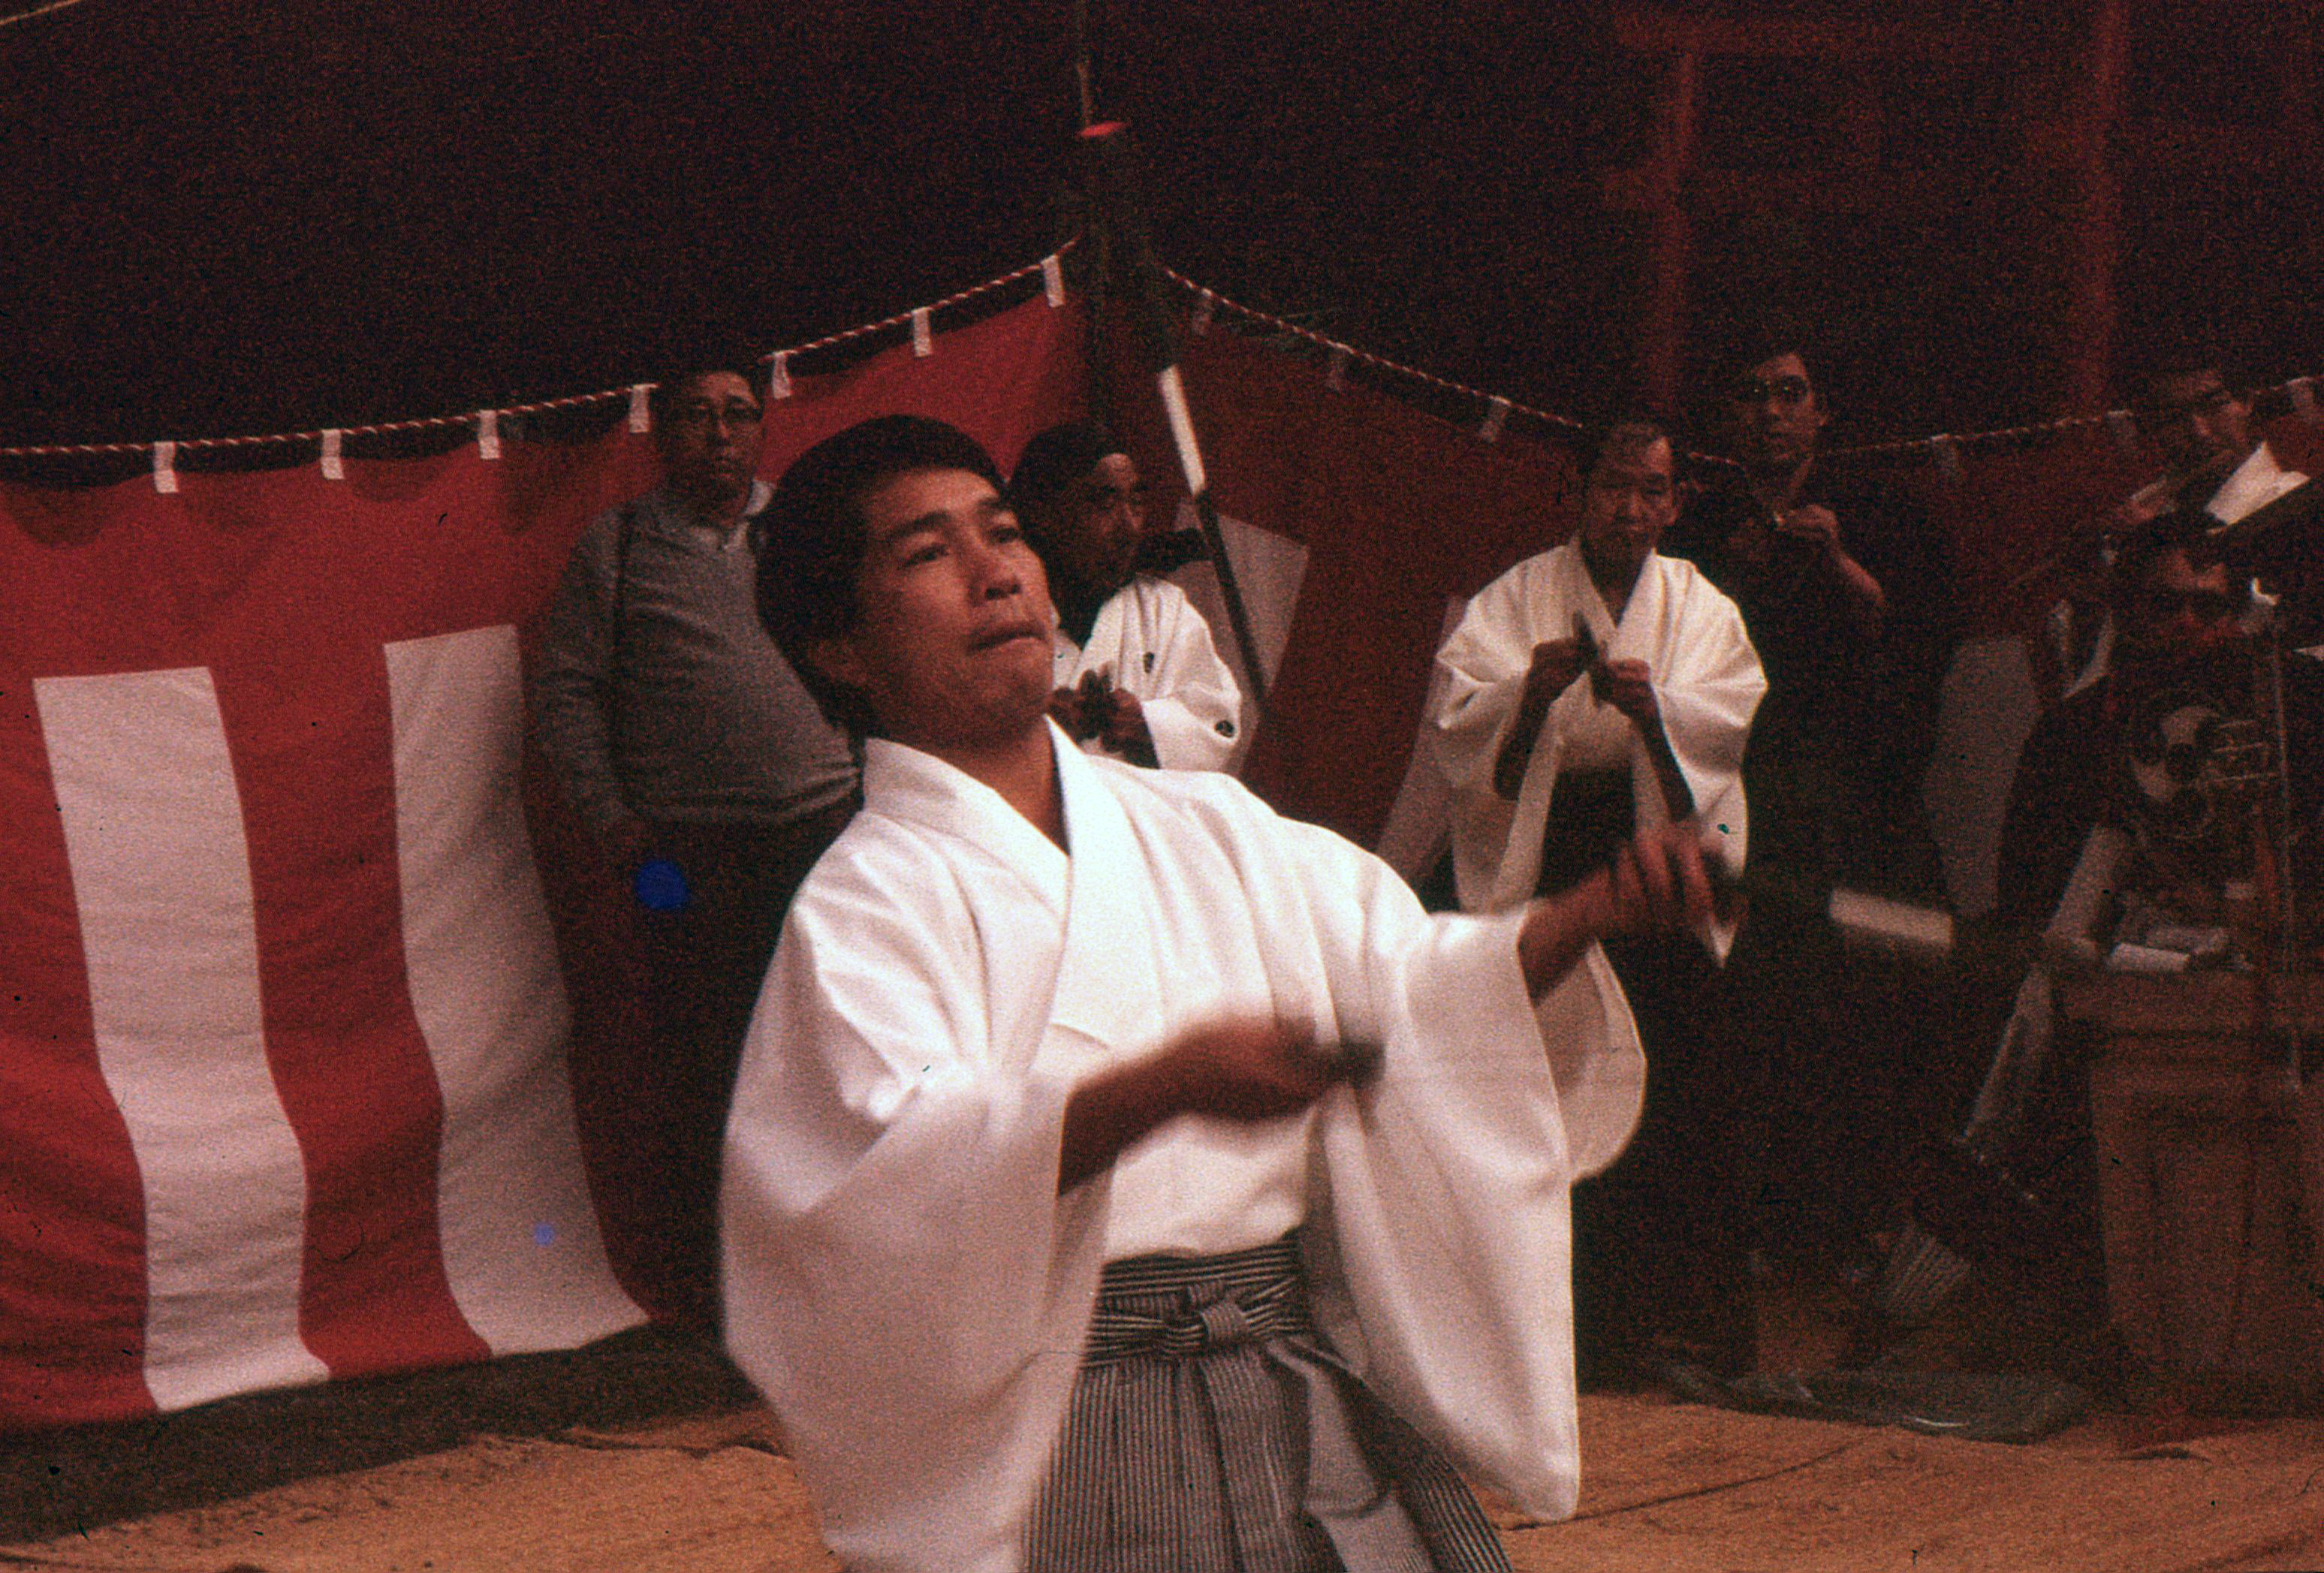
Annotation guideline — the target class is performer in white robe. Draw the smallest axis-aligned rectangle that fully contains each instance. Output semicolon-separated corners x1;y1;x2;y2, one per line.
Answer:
1014;420;1243;771
1429;420;1765;1384
1051;574;1242;770
725;414;1721;1573
1431;428;1764;924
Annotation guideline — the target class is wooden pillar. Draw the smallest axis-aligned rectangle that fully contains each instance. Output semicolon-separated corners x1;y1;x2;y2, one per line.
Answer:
1638;47;1701;414
2061;0;2127;414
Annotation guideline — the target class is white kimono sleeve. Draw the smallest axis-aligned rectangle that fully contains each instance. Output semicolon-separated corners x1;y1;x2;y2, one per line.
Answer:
1186;788;1643;1521
1114;579;1244;771
720;842;1108;1573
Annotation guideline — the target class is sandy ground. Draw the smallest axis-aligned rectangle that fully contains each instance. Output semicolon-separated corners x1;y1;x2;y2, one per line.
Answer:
5;1276;2319;1573
10;1377;2324;1573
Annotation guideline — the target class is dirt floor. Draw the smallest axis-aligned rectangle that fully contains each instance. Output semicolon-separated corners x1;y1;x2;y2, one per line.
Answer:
6;1285;2322;1573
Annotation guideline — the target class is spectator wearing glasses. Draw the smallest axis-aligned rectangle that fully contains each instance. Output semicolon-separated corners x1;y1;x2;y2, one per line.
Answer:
2056;332;2322;689
1659;333;1963;1291
530;355;858;1330
2000;508;2324;932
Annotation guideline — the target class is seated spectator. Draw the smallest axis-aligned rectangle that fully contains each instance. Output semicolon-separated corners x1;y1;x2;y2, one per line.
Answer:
2003;509;2324;935
1009;421;1243;770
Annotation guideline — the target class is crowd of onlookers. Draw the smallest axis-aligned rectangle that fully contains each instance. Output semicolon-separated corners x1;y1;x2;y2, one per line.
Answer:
529;321;2319;1386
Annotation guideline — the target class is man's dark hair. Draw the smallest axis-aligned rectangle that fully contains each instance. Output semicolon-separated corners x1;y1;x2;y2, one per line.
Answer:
1706;321;1828;397
755;414;1007;736
1011;421;1123;517
1578;414;1683;483
647;352;764;429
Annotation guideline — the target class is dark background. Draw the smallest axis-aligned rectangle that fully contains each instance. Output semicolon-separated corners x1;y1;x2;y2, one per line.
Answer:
2;0;2316;451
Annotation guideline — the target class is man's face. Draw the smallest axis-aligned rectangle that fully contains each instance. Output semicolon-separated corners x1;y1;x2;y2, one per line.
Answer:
1578;435;1678;590
656;371;764;507
2136;369;2253;484
1722;351;1828;475
2124;548;2241;664
1045;451;1147;595
813;468;1056;752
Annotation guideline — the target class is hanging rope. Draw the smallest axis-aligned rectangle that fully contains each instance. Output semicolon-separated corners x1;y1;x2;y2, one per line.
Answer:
0;0;103;31
1159;267;2322;473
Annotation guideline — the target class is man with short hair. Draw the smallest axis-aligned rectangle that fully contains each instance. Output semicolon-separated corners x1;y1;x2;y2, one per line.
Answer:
1010;420;1243;770
2070;336;2322;673
530;358;856;1326
2003;510;2324;930
724;414;1721;1573
1431;417;1765;1382
1659;336;1963;1287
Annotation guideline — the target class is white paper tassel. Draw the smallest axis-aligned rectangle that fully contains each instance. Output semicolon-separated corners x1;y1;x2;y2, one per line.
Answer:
1478;396;1511;443
628;384;650;433
1324;345;1352;392
1929;435;1963;481
768;351;792;401
2289;377;2319;425
2106;410;2139;453
477;410;501;461
1190;289;1216;336
152;440;179;494
1041;253;1065;307
320;429;345;481
911;307;933;357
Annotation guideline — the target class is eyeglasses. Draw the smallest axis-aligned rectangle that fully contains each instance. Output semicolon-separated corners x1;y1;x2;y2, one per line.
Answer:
1728;375;1813;405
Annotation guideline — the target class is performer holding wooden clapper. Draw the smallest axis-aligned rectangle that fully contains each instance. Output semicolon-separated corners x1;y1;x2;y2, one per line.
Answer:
1430;417;1765;1384
722;415;1722;1573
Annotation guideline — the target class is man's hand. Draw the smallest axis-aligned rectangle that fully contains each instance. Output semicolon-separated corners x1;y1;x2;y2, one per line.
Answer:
1515;822;1718;999
1597;821;1719;938
1523;637;1590;708
1779;504;1886;634
1153;1017;1373;1120
1047;684;1088;740
1596;657;1659;728
1057;1017;1376;1191
1497;637;1591;796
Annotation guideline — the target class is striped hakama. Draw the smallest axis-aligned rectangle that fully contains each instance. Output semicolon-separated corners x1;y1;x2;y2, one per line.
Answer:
1027;1236;1511;1573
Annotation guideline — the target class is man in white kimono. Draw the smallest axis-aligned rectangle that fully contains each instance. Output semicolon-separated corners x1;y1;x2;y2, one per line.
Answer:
1011;420;1243;770
725;414;1721;1573
1430;418;1765;1384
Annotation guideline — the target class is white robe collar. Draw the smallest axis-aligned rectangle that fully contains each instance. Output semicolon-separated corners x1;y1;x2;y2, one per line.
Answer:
2207;440;2307;526
858;725;1165;1059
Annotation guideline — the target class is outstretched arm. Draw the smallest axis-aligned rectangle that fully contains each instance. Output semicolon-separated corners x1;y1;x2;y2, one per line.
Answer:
1515;821;1717;1000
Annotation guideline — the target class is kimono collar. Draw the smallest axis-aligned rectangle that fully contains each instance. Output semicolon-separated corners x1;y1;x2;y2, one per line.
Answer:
859;730;1072;915
2207;441;2306;526
1549;541;1670;656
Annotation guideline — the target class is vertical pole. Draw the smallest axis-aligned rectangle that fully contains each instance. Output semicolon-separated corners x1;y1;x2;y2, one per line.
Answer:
2063;0;2127;414
1638;47;1702;414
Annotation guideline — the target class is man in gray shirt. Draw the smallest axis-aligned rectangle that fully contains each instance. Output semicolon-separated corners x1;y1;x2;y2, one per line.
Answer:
532;356;856;1329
